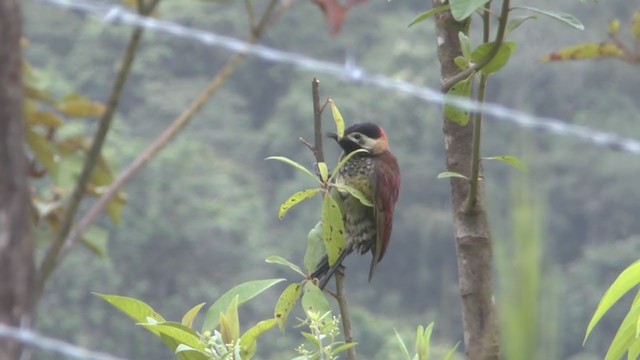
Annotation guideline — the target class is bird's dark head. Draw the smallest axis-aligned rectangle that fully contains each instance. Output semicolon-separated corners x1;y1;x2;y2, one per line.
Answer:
328;122;390;155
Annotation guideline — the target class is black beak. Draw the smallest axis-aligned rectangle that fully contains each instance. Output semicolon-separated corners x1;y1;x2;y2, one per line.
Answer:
326;132;340;141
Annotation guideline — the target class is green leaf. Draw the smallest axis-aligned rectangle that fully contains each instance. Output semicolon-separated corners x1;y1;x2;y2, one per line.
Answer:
506;15;538;34
317;162;329;182
437;171;468;180
330;100;345;139
266;256;305;276
408;5;450;27
450;0;490;21
301;282;332;319
274;283;303;331
603;291;640;360
458;32;471;59
174;345;210;360
265;156;321;184
239;318;278;360
333;184;373;207
26;129;57;174
321;194;346;267
454;56;468;70
220;296;240;344
181;302;206;329
331;149;369;180
141;322;204;352
517;6;584;30
444;78;472;126
301;331;323;349
394;329;412;360
584;260;640;343
470;42;517;75
483;155;528;172
202;278;285;332
443;342;461;360
80;226;109;258
94;293;165;336
331;342;358;356
304;222;325;274
278;189;321;220
416;323;434;360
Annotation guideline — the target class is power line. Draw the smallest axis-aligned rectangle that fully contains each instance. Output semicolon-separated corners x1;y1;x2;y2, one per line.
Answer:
32;0;640;154
0;325;128;360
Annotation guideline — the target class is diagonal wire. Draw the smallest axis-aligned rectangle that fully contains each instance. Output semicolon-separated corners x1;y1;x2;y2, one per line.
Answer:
0;324;129;360
32;0;640;154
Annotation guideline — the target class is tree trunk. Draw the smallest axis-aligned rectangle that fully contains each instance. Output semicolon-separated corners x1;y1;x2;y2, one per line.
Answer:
431;3;500;359
0;0;36;358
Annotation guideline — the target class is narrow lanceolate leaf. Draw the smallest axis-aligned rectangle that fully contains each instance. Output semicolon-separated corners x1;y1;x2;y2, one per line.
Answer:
140;322;204;351
181;302;206;328
274;283;303;331
56;94;106;118
239;319;278;360
408;5;450;27
265;255;305;276
331;342;358;357
265;156;321;184
584;259;640;343
80;226;109;258
518;6;584;30
458;32;471;59
202;279;285;332
93;293;166;336
174;345;209;360
444;78;472;126
333;184;373;207
331;149;369;180
443;342;461;360
278;189;321;220
449;0;490;21
221;296;240;344
540;43;625;62
301;282;332;319
506;16;538;34
394;329;412;360
483;155;529;172
419;323;434;360
602;291;640;360
304;222;325;274
26;111;64;128
437;171;468;180
321;194;346;267
470;42;518;76
330;100;345;139
317;162;329;183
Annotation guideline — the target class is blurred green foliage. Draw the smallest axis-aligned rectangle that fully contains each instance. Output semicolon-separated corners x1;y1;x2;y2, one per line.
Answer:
22;0;640;358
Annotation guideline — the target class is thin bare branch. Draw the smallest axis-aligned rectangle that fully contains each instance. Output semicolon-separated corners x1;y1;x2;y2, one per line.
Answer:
312;78;325;163
335;270;357;360
37;0;162;292
59;0;282;264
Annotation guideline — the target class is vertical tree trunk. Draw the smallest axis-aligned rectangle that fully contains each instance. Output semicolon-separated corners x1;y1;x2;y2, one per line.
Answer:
431;3;500;359
0;0;36;358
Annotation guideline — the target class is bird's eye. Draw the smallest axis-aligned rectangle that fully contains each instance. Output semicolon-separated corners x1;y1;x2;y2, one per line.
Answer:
352;133;362;141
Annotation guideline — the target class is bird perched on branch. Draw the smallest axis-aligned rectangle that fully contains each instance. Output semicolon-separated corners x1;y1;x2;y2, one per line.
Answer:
312;122;401;289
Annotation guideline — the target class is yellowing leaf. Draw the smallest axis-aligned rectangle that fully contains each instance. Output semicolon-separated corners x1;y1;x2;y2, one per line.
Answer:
321;194;346;267
540;43;625;62
239;319;277;360
80;226;109;258
26;129;57;174
181;302;206;329
274;283;303;331
26;111;64;128
301;282;332;319
330;100;345;140
265;256;305;276
608;19;621;35
56;95;106;118
93;293;166;336
278;189;321;220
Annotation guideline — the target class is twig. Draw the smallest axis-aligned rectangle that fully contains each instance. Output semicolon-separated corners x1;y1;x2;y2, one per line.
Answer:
36;0;162;292
335;269;357;360
56;0;282;268
441;0;510;92
303;79;356;360
466;4;492;211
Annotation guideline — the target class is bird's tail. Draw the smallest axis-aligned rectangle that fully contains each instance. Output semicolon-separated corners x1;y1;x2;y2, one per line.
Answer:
311;249;351;290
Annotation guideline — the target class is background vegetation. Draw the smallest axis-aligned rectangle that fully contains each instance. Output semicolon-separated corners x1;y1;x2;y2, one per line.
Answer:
20;0;640;358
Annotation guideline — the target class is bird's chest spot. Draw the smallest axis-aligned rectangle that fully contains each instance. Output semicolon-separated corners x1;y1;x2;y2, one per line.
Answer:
338;157;374;199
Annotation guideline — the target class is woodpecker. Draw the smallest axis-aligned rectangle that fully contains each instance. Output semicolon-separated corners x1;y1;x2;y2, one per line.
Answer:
312;122;401;289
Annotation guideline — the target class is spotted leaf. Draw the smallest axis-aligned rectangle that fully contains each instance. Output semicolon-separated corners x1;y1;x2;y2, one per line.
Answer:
274;283;303;331
278;189;321;220
321;194;346;267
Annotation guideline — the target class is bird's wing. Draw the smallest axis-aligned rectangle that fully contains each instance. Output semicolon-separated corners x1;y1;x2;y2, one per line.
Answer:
369;154;401;281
